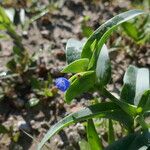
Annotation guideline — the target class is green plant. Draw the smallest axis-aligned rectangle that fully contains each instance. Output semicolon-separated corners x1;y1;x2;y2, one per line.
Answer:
81;16;94;38
0;6;54;106
0;6;31;74
122;0;150;44
38;9;150;150
122;14;150;44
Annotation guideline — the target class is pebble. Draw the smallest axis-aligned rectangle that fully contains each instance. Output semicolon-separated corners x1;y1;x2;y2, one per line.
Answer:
54;138;59;145
30;120;35;126
57;140;64;148
40;121;49;129
68;132;80;144
93;92;99;98
18;120;31;132
13;98;25;108
76;123;85;135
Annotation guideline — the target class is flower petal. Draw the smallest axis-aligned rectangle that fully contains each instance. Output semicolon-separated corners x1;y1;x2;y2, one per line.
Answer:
55;77;70;92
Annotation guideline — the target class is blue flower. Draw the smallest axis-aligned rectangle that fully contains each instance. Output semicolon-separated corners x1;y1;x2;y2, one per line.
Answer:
55;77;70;92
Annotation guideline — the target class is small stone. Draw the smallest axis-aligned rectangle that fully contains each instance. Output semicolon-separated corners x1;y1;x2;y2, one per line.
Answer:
53;138;59;145
13;98;25;108
57;141;64;148
18;120;31;132
41;30;49;38
68;132;80;144
9;143;23;150
40;121;49;129
30;120;35;126
76;123;85;135
93;92;99;98
22;31;28;36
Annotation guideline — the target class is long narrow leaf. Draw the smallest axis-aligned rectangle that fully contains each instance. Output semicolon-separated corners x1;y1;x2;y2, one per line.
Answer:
81;10;144;69
105;130;150;150
38;102;133;150
87;119;103;150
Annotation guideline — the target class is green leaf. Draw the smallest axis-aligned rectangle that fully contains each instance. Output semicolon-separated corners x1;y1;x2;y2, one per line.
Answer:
0;15;3;22
62;58;89;73
0;7;24;52
4;8;15;23
108;119;115;144
96;44;111;87
0;7;11;24
79;140;91;150
6;59;17;72
87;119;103;150
65;71;96;103
138;90;150;113
81;10;144;69
105;130;150;150
82;24;94;38
122;22;139;41
13;46;23;56
134;68;150;105
66;38;86;64
0;34;7;39
120;65;138;104
28;98;40;107
38;102;133;150
0;23;6;30
28;6;49;24
44;88;53;97
0;125;8;134
30;77;41;89
121;66;150;106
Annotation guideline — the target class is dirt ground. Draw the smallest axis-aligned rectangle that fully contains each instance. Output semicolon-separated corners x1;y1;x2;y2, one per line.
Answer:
0;0;149;150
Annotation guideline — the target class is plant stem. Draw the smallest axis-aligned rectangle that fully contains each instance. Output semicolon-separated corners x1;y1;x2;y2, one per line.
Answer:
102;88;137;116
99;88;135;133
6;25;25;51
